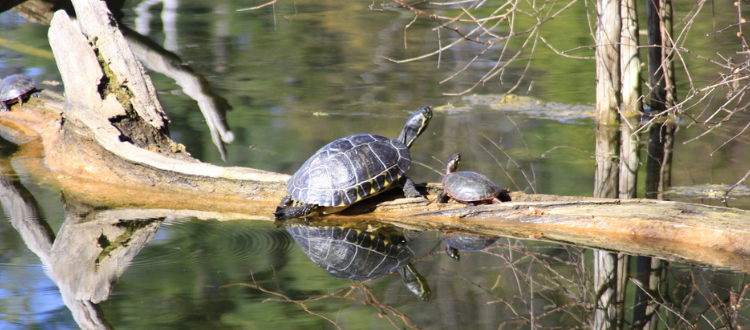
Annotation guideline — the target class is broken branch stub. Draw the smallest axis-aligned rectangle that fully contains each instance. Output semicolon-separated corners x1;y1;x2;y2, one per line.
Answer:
69;0;167;132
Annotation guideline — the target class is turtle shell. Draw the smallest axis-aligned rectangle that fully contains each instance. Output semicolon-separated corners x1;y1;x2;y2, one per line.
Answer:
0;74;37;103
286;223;413;280
442;171;504;203
287;133;411;207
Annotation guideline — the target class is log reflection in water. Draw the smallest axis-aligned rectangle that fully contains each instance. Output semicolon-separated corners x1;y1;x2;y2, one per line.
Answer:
0;154;163;329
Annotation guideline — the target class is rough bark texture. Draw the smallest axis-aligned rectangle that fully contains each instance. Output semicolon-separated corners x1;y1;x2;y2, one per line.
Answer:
69;0;167;132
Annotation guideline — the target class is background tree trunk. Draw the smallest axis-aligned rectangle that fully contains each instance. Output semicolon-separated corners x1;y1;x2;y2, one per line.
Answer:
594;0;622;328
619;0;642;199
641;0;677;328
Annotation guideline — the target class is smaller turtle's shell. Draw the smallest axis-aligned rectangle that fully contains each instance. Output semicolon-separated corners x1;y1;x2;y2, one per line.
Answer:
442;232;498;252
0;74;37;103
287;224;413;280
442;171;503;203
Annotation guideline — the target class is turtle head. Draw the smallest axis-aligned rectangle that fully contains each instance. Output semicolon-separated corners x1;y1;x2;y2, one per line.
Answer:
445;245;461;261
446;152;460;174
398;263;431;301
397;106;432;148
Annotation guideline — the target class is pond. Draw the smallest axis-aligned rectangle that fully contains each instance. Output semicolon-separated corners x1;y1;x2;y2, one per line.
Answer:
1;0;750;329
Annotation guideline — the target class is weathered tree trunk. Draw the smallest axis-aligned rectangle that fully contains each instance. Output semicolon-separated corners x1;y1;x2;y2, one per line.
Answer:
619;0;642;199
594;0;621;198
645;0;676;201
618;1;649;328
594;0;622;328
641;0;677;328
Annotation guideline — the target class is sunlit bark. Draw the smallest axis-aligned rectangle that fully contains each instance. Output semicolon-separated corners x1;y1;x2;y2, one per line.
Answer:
619;0;642;199
594;0;621;199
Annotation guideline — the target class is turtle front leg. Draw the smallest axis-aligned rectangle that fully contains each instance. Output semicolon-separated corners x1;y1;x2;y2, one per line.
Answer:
436;190;450;203
398;264;431;301
278;195;292;206
0;101;8;112
399;176;423;198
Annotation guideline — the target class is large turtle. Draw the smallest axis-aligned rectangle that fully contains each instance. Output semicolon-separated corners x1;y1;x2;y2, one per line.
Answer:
437;152;511;205
285;220;431;300
274;106;432;220
0;74;38;111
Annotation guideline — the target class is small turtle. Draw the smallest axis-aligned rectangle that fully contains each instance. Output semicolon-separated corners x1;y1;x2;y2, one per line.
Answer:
0;74;38;112
442;231;499;261
274;106;433;220
437;152;511;205
286;220;431;300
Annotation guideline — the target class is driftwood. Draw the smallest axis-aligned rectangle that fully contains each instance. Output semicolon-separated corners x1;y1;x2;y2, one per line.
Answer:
1;1;750;275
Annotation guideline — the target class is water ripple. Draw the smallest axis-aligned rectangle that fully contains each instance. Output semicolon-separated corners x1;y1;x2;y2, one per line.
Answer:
133;220;292;271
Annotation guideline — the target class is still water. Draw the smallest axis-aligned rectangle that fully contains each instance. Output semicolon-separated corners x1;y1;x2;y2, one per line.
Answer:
2;0;750;329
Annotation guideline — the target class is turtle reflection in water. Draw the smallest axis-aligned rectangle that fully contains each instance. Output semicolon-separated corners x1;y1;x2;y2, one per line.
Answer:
285;220;431;301
442;231;499;261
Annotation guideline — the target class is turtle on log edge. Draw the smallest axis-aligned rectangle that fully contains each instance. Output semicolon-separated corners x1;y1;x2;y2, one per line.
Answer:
274;106;433;220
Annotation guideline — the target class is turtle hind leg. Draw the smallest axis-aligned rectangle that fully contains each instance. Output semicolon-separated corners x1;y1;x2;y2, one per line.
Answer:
274;202;315;220
273;205;313;220
492;189;512;203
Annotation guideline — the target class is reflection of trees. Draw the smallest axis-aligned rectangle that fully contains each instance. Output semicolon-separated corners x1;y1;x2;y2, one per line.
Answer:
123;27;235;161
224;280;422;330
218;230;750;329
125;2;236;160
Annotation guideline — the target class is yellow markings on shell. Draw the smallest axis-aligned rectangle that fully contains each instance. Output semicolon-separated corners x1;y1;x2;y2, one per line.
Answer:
354;186;364;202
